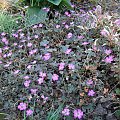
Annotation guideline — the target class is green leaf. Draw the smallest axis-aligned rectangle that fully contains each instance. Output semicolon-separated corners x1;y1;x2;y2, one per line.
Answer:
47;0;62;5
25;7;48;27
115;110;120;119
115;88;120;95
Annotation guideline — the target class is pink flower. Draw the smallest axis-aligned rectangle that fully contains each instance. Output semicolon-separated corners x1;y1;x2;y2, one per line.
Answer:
114;19;120;26
27;36;31;40
3;46;9;50
26;109;33;116
27;43;32;47
2;37;7;42
33;49;37;53
65;49;72;54
92;45;97;51
62;108;70;116
3;54;7;58
13;70;20;75
42;7;50;12
21;40;26;43
73;109;83;119
56;25;60;28
78;35;84;39
1;32;6;36
88;90;95;96
67;33;73;39
43;53;51;61
27;65;32;69
70;22;74;25
29;50;34;55
71;4;75;8
100;28;109;37
0;48;2;53
65;11;71;17
30;89;38;95
52;74;59;81
2;37;8;45
82;42;89;45
62;22;66;25
104;55;114;63
24;80;31;88
38;78;44;84
39;24;43;27
95;5;102;15
104;49;112;55
18;102;27;111
59;62;65;70
33;25;38;28
13;43;17;46
29;49;37;55
41;95;48;103
18;45;23;48
68;64;75;70
24;76;29;80
7;52;12;57
31;60;37;64
34;35;39;39
4;61;12;67
55;11;59;17
65;24;69;29
12;33;18;38
18;29;22;32
41;95;47;99
20;33;24;38
39;72;46;78
86;79;93;85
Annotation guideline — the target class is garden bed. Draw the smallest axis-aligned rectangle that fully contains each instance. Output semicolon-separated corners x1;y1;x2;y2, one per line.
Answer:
0;0;120;120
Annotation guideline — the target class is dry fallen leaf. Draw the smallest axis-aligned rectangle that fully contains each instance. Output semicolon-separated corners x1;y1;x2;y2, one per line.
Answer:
103;88;109;94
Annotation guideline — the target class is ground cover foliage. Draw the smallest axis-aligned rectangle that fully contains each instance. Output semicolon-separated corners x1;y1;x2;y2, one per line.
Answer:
0;0;120;120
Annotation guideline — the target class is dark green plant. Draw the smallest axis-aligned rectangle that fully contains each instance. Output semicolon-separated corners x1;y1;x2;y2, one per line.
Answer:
17;0;72;27
18;0;72;10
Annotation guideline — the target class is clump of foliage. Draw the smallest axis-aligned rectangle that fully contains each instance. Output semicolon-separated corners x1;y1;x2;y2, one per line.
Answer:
0;10;22;34
16;0;72;28
0;4;120;120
